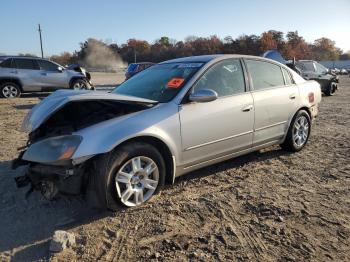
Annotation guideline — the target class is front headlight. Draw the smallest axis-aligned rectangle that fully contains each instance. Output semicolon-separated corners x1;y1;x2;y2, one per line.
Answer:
22;135;82;165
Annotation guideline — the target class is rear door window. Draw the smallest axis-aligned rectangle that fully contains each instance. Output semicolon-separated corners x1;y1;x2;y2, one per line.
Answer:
14;59;39;70
245;60;285;90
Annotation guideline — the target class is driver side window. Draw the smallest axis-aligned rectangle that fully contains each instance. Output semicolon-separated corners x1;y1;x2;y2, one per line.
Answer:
193;59;245;97
37;60;60;71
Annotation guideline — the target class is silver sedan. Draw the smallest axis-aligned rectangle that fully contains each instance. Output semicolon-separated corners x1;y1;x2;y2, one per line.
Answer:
14;55;322;209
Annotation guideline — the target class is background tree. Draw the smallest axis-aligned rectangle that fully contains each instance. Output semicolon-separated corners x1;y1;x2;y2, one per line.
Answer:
260;32;278;52
53;31;346;67
312;38;341;61
50;52;74;65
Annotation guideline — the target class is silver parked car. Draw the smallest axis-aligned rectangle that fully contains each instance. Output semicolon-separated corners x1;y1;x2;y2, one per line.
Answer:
0;56;92;98
13;55;321;209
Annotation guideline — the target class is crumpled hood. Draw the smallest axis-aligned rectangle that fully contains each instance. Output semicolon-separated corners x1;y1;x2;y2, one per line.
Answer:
21;89;157;133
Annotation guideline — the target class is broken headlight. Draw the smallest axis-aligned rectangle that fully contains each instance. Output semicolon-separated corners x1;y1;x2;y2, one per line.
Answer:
22;135;82;165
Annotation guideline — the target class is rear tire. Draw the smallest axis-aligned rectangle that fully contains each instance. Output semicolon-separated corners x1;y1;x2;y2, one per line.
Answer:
90;142;165;210
281;110;311;152
0;82;21;98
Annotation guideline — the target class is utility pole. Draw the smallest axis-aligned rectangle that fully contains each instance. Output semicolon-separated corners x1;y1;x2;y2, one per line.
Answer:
38;24;44;58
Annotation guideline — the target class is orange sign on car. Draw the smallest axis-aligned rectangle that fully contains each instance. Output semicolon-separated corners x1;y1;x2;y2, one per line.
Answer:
166;78;185;88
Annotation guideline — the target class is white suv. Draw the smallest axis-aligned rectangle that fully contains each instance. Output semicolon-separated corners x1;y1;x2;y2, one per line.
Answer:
0;56;92;98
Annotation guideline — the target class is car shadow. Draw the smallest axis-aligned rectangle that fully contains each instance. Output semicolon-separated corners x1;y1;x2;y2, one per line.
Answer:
13;104;36;110
0;146;291;260
20;92;51;98
0;160;111;261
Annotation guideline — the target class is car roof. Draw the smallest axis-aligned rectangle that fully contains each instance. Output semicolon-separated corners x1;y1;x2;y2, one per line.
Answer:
0;55;41;60
160;54;277;64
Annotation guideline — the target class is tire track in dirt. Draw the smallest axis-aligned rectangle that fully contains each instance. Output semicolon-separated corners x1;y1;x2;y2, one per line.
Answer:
97;213;135;262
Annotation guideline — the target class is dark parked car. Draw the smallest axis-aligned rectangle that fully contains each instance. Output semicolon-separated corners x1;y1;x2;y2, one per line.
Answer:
125;62;154;80
262;51;338;96
295;60;338;96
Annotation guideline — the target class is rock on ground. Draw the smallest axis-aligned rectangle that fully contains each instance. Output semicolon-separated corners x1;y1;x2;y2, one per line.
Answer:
49;230;76;253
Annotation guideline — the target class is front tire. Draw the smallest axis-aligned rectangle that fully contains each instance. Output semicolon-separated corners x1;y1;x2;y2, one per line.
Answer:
0;82;21;98
281;110;311;152
91;142;165;210
324;82;336;96
70;79;91;90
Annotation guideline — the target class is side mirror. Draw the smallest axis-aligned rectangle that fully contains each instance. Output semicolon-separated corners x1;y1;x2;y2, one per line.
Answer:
189;89;218;103
57;66;64;72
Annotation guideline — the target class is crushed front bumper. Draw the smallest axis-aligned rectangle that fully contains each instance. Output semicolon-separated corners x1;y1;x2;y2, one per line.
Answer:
12;152;86;198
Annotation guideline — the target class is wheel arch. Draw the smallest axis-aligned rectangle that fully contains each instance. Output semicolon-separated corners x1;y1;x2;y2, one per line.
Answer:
69;76;86;88
0;77;23;91
282;106;312;143
110;135;176;185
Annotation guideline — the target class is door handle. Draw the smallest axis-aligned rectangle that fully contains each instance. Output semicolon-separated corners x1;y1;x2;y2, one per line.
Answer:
10;70;17;74
289;94;296;99
242;105;253;112
41;72;47;76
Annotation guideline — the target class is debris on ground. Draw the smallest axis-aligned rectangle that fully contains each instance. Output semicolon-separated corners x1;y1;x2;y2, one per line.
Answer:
49;230;76;252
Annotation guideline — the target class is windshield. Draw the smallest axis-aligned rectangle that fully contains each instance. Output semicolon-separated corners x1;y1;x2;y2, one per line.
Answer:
113;62;203;102
314;62;328;74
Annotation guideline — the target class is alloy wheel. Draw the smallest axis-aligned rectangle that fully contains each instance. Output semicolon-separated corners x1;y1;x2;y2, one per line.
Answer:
73;81;86;90
115;156;159;207
2;85;18;98
292;115;309;147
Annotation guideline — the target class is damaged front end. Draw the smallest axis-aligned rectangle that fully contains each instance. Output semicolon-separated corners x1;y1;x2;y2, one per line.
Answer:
14;161;87;200
12;90;157;199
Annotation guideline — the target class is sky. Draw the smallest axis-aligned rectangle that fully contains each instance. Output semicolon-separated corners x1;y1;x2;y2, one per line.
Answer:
0;0;349;56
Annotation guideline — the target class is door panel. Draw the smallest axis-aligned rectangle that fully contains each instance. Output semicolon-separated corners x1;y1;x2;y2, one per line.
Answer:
252;86;299;145
36;60;69;89
13;58;41;91
244;59;299;145
179;93;254;166
38;70;69;89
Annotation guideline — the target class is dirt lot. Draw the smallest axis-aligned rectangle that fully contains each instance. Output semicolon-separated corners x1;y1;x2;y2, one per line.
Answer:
90;72;125;87
0;76;349;261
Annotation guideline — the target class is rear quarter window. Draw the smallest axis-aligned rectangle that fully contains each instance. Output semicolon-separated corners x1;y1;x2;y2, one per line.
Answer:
282;67;294;85
0;58;14;68
245;60;285;90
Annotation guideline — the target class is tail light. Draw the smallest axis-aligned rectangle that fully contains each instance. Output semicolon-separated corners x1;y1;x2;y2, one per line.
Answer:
308;92;315;103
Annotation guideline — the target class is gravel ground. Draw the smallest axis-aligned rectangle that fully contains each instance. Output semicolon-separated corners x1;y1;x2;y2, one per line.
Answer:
0;76;349;261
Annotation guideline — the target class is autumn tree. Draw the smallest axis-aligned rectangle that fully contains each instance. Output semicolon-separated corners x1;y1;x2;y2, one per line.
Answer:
282;31;311;60
312;38;341;60
260;32;277;52
50;52;74;65
64;31;345;66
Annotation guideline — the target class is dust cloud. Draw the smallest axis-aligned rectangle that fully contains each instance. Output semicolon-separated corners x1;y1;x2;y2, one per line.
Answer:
81;40;126;72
